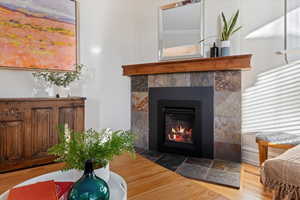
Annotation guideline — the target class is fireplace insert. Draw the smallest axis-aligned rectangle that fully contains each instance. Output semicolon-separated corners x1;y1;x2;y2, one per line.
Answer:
164;107;194;144
149;87;214;159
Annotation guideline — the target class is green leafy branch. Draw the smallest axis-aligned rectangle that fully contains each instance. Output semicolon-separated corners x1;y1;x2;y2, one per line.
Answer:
32;64;85;88
48;126;136;171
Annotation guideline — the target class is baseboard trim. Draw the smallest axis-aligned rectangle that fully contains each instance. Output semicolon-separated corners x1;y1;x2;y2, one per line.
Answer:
242;147;259;166
242;146;284;167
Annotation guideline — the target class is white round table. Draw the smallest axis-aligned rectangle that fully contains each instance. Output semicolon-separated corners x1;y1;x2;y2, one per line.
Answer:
0;171;127;200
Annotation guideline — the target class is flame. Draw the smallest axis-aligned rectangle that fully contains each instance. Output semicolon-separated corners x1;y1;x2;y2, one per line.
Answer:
168;125;192;143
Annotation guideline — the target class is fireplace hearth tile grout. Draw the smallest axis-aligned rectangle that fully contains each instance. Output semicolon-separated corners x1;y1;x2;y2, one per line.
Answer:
136;148;241;189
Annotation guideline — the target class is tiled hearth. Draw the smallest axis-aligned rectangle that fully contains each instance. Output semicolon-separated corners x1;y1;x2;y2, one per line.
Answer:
136;148;241;189
131;71;242;162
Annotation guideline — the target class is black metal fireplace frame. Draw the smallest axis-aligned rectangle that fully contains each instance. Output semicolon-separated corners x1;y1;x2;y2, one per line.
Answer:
149;87;214;159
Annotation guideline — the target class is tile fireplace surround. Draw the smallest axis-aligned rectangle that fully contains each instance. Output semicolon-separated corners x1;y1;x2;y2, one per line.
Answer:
123;55;252;162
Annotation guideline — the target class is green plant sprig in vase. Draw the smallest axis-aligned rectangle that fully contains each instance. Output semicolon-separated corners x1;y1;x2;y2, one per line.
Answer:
220;10;242;56
48;126;136;171
32;64;85;97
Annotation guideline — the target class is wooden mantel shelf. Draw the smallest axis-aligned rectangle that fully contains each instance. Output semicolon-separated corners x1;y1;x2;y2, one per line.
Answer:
122;54;252;76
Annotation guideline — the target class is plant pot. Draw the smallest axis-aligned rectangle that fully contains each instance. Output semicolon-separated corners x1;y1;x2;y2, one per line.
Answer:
45;85;55;97
220;40;231;57
68;163;110;182
55;86;71;98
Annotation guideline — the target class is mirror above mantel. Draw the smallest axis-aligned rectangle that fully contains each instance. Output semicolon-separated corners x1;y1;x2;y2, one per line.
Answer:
158;0;205;61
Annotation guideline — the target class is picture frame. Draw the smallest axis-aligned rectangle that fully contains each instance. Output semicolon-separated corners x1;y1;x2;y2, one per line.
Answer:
0;0;79;71
158;0;205;61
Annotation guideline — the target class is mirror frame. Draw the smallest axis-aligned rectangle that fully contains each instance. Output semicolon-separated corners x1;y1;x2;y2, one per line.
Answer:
158;0;205;61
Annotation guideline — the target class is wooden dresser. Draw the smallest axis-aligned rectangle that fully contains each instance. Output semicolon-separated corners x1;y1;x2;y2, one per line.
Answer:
0;97;86;172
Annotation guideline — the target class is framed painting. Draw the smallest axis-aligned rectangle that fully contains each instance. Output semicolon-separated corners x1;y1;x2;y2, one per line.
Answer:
0;0;78;71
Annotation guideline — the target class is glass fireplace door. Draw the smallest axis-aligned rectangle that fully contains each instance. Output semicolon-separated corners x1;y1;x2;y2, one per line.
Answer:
164;108;195;144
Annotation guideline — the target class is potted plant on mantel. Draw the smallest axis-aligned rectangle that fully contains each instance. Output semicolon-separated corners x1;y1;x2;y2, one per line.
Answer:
32;64;85;98
220;10;242;56
48;126;135;182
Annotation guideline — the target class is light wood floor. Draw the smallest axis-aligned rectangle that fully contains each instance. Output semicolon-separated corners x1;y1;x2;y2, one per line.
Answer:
0;154;272;200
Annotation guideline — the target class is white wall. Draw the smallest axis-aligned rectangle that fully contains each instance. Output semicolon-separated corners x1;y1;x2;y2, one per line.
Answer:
240;0;285;89
79;0;137;130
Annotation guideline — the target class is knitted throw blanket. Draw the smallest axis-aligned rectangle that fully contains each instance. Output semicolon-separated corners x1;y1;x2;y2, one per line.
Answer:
261;145;300;200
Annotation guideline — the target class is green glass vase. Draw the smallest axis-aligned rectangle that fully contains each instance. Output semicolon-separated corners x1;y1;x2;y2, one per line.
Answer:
68;160;110;200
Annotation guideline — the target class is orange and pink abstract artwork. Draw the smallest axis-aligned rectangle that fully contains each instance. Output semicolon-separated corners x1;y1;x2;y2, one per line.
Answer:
0;0;77;71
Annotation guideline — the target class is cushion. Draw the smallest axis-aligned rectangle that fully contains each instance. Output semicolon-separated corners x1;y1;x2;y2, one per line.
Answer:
256;132;300;145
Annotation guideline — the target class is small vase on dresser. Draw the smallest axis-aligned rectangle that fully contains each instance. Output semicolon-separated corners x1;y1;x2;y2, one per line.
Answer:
55;86;71;98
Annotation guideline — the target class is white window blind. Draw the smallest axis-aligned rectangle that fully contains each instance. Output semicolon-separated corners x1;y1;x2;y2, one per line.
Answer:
242;61;300;135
